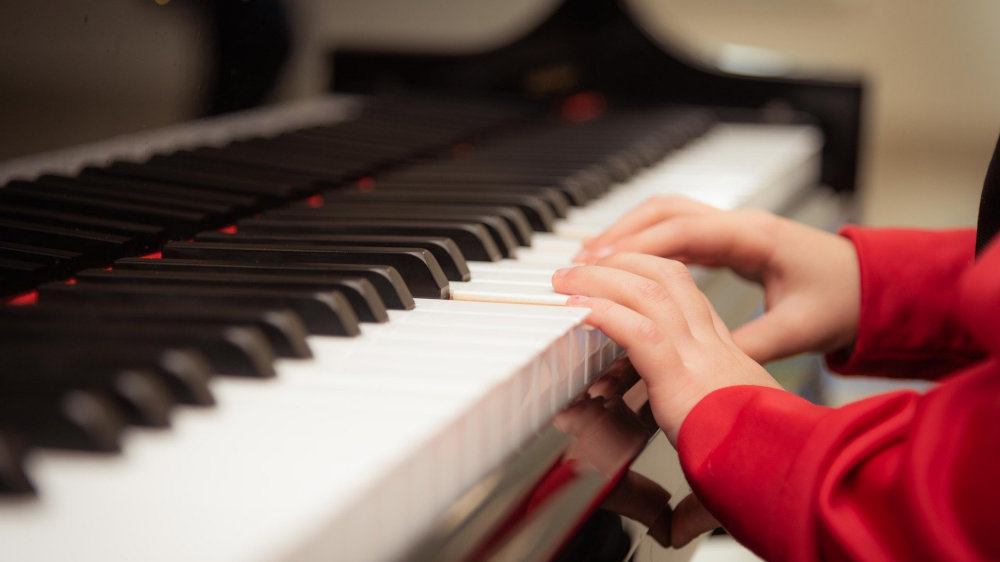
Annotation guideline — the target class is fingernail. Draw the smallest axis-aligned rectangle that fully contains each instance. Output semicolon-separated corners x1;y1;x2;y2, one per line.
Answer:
573;249;591;262
566;294;588;304
553;267;572;281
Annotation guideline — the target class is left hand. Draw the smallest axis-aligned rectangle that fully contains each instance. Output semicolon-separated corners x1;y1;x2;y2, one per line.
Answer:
552;252;781;443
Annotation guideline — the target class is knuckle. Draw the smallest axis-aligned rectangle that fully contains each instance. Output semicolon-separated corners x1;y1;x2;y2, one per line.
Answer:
588;297;615;313
634;278;669;303
658;259;692;281
634;317;661;343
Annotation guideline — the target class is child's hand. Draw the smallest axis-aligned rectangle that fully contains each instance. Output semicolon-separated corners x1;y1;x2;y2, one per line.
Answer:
553;252;780;442
573;195;860;364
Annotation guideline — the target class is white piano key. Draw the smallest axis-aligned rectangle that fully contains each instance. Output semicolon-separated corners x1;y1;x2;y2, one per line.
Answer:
450;280;570;305
468;260;572;275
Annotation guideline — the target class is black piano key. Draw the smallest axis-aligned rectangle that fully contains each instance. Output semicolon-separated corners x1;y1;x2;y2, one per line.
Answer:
0;185;209;238
222;139;378;168
366;179;572;217
31;175;240;221
148;153;334;191
0;241;87;271
317;189;558;231
377;171;593;205
0;310;279;377
2;343;184;427
9;303;309;361
38;281;360;339
0;204;166;249
0;257;47;286
95;369;175;428
0;303;270;394
0;218;135;259
0;343;217;407
148;149;342;190
71;171;261;211
181;146;354;184
113;257;415;310
79;166;273;208
274;130;419;159
197;231;471;283
407;160;614;191
0;429;35;496
162;241;450;299
93;161;307;203
0;389;125;452
269;202;531;250
75;268;388;324
238;218;502;262
38;367;172;428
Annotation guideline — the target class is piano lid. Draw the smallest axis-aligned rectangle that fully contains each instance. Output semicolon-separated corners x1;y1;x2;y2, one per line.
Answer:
330;0;864;194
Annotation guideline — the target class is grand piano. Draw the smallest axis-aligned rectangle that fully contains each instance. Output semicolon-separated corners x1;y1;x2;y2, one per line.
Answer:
0;0;863;560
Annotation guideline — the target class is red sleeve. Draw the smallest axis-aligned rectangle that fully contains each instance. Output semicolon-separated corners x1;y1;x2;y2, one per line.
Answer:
825;227;986;379
675;232;1000;560
677;376;1000;561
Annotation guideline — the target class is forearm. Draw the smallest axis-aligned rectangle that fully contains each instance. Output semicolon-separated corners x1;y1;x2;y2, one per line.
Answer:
677;372;999;561
827;227;986;379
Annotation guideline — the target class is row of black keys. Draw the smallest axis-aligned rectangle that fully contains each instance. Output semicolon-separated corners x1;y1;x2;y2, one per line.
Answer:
0;98;536;296
0;107;710;296
0;105;714;495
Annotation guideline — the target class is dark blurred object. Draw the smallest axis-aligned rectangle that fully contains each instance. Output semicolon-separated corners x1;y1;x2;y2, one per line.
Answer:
206;0;291;115
552;509;631;562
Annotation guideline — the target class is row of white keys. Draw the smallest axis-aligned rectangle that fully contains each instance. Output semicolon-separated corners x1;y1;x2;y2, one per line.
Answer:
267;298;619;562
0;298;616;562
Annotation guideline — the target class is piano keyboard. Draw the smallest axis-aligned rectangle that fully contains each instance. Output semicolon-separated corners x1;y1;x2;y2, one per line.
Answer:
0;95;821;561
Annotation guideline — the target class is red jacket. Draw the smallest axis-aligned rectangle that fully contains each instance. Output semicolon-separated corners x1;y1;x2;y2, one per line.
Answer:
677;226;1000;561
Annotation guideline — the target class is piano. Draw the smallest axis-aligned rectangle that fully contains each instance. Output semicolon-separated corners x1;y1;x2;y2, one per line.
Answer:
0;0;863;560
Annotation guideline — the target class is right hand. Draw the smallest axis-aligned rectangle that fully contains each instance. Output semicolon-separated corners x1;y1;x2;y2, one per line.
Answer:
572;196;860;364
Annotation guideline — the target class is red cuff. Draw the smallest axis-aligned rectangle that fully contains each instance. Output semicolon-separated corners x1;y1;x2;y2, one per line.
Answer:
824;227;984;379
677;385;830;560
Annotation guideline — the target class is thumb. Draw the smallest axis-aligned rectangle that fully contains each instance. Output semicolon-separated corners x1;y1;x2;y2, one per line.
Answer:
671;493;720;548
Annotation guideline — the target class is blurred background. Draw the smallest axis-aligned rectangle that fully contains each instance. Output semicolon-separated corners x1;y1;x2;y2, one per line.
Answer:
3;0;999;228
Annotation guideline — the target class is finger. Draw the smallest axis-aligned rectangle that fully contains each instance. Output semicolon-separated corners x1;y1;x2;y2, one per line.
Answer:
566;296;681;364
593;253;717;338
574;196;715;261
552;395;602;434
602;212;776;275
671;493;720;548
588;358;638;398
555;265;691;339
